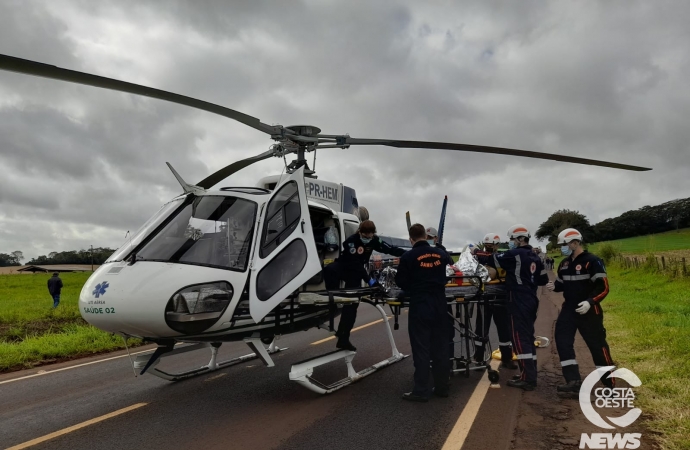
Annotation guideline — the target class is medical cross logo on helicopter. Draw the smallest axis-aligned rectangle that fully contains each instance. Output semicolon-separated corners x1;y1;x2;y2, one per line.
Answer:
0;54;651;394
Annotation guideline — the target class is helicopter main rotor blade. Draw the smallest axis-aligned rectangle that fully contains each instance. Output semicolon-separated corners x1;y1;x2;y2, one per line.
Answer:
196;149;276;188
0;54;282;136
342;137;651;171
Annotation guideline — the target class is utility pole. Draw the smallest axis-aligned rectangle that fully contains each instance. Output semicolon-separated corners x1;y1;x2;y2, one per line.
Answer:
90;245;94;272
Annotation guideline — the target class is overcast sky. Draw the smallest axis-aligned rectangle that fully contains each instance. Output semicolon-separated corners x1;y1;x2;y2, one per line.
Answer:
1;0;688;261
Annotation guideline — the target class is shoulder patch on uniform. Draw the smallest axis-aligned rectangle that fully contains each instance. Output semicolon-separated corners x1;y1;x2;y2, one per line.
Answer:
530;262;536;273
357;247;364;255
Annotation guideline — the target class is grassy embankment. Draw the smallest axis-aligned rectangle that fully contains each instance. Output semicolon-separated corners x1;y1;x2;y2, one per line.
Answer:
603;263;689;449
548;228;690;449
588;227;690;256
0;272;140;372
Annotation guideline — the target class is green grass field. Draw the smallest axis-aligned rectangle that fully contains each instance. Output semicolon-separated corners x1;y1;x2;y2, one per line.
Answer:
602;263;690;450
588;228;690;255
0;272;140;372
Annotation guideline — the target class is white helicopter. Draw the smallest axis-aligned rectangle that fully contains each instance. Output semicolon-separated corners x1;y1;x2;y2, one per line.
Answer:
0;54;650;394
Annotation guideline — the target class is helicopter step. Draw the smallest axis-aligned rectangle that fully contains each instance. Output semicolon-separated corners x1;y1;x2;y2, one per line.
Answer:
132;338;287;382
288;303;408;394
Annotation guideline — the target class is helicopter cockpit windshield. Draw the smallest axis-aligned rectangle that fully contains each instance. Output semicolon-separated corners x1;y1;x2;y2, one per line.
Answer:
126;195;258;271
107;197;186;263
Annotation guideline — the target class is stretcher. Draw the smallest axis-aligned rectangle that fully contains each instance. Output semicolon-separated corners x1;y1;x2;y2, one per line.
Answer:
288;275;508;393
380;276;507;383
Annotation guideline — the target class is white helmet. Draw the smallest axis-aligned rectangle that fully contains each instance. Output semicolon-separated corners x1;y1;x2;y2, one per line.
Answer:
507;224;531;239
557;228;583;245
483;233;501;244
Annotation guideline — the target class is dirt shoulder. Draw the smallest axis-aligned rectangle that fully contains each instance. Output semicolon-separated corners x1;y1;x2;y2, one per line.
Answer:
509;275;658;450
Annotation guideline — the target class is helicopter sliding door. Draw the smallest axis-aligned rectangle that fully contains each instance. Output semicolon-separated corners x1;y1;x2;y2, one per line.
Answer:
249;166;321;323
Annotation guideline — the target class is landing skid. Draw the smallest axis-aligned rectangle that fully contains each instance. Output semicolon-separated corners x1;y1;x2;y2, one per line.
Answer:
289;303;408;394
132;339;287;382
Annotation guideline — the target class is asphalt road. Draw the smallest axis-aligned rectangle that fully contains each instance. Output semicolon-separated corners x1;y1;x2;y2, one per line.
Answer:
0;304;522;450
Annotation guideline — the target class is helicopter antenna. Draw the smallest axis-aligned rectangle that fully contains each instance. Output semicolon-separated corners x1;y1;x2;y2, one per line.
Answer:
312;148;317;173
166;162;205;195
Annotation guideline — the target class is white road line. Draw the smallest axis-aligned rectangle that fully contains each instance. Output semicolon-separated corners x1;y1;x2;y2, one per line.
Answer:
309;317;391;345
0;349;154;386
441;360;500;450
5;403;147;450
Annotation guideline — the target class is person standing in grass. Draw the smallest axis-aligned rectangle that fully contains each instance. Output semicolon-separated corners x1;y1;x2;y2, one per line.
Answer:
47;272;63;308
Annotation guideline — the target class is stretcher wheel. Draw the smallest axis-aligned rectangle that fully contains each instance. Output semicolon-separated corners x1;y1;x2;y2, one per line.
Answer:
488;370;500;383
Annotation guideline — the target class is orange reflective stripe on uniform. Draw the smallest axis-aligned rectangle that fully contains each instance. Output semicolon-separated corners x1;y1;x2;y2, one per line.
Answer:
592;277;609;302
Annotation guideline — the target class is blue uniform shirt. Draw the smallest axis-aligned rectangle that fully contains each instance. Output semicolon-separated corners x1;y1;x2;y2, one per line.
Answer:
337;233;406;267
488;245;548;293
395;241;454;300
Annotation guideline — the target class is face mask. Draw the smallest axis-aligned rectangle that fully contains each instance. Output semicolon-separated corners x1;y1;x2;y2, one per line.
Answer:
427;239;435;246
360;237;371;244
561;245;572;256
508;240;517;250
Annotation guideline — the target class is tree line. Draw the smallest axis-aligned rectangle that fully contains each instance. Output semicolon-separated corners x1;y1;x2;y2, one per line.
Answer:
0;248;116;267
537;196;690;248
0;251;24;267
4;196;688;265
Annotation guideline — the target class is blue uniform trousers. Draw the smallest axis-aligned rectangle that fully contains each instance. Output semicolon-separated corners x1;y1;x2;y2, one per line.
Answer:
323;261;365;340
509;291;539;385
555;302;615;387
474;303;513;362
408;297;450;397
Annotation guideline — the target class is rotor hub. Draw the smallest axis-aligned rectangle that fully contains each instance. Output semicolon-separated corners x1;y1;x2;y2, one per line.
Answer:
285;125;321;137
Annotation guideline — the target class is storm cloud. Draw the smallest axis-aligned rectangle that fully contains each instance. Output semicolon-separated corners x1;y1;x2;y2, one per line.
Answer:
0;0;688;260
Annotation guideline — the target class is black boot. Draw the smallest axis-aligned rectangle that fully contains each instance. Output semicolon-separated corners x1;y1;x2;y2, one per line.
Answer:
501;360;518;370
473;348;485;363
336;337;356;351
432;386;449;398
507;379;536;391
557;380;582;393
402;392;429;402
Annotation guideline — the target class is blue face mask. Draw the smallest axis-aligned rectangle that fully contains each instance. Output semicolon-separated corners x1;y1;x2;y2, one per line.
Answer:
360;237;371;244
427;239;435;246
508;240;517;250
561;245;572;256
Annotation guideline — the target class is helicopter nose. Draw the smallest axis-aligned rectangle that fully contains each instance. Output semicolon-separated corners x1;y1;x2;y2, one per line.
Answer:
79;263;172;337
79;261;241;339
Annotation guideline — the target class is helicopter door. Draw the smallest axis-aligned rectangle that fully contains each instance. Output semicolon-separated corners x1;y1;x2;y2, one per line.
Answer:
249;166;321;323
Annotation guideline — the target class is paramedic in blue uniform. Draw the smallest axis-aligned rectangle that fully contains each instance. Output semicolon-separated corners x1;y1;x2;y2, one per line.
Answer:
425;227;448;255
473;233;517;369
323;220;406;351
546;228;614;394
396;223;455;402
488;224;548;391
426;226;456;369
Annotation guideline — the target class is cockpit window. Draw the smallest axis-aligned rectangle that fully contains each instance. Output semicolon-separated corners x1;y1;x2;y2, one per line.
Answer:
135;196;258;271
107;197;186;263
